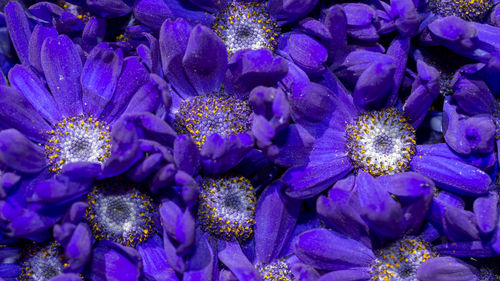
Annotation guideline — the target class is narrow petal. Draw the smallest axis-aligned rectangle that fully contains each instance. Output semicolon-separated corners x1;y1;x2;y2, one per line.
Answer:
356;172;404;239
137;235;178;281
273;124;315;167
41;35;83;117
0;129;46;173
183;24;227;95
318;269;372;281
293;229;375;271
283;156;352;199
410;153;490;195
65;223;92;271
0;86;51;143
100;56;150;122
91;241;142;281
48;274;83;281
87;0;132;17
183;229;215;281
316;184;371;248
218;241;261;281
28;24;58;73
159;18;196;98
323;6;347;67
5;1;31;65
8;64;61;124
81;43;123;116
290;263;321;281
174;135;200;176
442;206;480;242
353;60;395;111
404;60;440;128
255;181;300;264
123;74;166;115
473;192;498;235
416;257;479;281
81;17;107;52
435;241;494;258
159;200;195;255
288;33;327;75
386;36;410;107
268;0;318;24
133;0;173;29
226;49;288;97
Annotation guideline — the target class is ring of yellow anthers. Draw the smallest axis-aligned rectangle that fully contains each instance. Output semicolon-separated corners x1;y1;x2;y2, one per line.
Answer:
174;95;252;147
213;2;279;55
198;176;256;241
428;0;493;22
45;116;111;173
371;237;437;281
86;185;155;247
346;108;416;176
19;243;73;281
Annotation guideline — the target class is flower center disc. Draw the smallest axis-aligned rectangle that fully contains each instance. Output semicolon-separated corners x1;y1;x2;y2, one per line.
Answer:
198;176;256;241
45;116;111;173
86;185;154;247
174;95;252;147
428;0;493;22
20;243;70;281
346;109;416;176
371;237;437;281
213;2;279;54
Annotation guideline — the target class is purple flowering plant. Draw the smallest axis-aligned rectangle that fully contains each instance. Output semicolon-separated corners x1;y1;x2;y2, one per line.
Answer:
0;0;498;280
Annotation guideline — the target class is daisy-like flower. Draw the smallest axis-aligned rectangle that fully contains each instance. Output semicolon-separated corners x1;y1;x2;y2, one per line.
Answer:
133;0;336;77
294;182;482;281
0;21;166;240
155;17;290;174
281;49;491;199
50;177;176;280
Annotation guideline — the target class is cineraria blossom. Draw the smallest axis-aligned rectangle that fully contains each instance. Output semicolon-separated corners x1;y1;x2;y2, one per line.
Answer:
0;0;499;278
0;20;166;240
133;0;337;77
48;177;175;280
155;16;291;174
0;241;85;281
281;47;491;199
294;185;483;281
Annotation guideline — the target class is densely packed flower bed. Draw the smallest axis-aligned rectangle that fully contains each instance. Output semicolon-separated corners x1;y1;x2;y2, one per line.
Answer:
0;0;499;280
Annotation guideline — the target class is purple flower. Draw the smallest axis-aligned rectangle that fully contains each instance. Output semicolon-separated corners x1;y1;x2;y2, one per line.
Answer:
0;242;85;280
50;177;176;280
294;199;483;281
157;18;291;173
133;0;334;77
281;48;491;199
0;27;166;239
